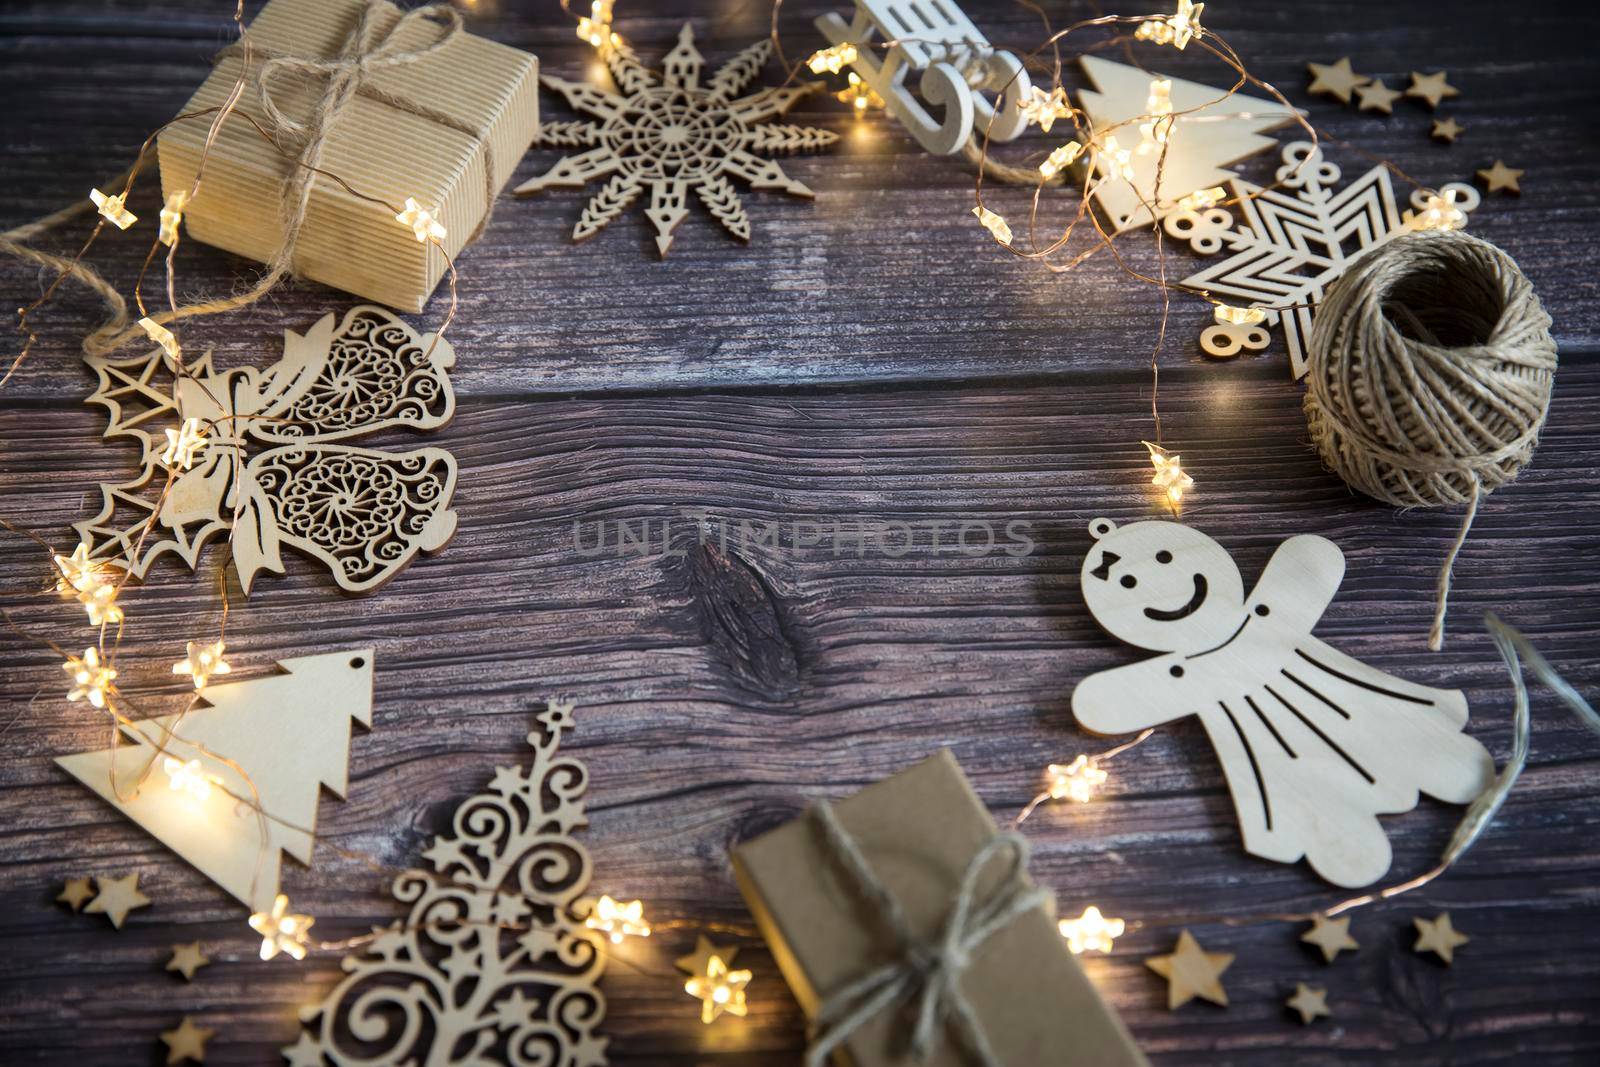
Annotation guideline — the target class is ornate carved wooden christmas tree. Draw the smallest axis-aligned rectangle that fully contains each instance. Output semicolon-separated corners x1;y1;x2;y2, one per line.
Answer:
56;649;374;911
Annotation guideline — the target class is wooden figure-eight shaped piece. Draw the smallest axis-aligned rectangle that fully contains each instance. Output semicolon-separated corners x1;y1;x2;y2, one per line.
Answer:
1071;518;1493;887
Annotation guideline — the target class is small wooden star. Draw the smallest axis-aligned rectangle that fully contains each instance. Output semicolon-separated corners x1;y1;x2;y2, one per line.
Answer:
1413;912;1470;964
84;872;151;929
1146;929;1234;1009
1406;71;1459;109
1430;117;1464;143
1301;913;1359;963
160;1017;215;1064
1354;78;1404;114
1477;160;1523;195
675;935;738;977
1306;57;1370;103
1286;982;1331;1025
167;941;210;981
57;876;95;912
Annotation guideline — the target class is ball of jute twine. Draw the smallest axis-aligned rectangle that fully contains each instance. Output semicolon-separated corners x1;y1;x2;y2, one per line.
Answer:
1304;228;1557;650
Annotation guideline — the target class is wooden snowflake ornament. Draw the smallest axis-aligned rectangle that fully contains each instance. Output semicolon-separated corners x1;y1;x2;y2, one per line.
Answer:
75;306;457;594
1072;518;1494;887
518;25;837;256
1164;141;1480;377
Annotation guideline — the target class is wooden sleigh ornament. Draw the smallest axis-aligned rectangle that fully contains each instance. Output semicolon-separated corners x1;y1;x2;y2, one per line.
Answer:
1072;518;1494;887
814;0;1033;155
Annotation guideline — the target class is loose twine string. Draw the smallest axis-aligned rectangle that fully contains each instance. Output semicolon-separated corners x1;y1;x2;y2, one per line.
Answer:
1304;230;1557;650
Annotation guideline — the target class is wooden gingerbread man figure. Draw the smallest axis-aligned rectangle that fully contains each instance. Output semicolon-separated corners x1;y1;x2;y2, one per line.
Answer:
1072;518;1494;887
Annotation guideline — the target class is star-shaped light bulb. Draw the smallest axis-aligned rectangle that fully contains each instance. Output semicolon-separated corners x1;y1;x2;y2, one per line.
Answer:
172;639;231;690
1144;441;1194;507
584;895;650;944
807;42;857;75
1214;303;1267;326
53;542;124;626
1136;0;1205;50
972;205;1013;246
1178;186;1227;212
576;0;618;50
396;197;447;243
1039;140;1084;180
158;191;188;246
1059;905;1126;954
1098;135;1136;181
64;647;116;708
1017;85;1075;133
160;417;209;471
79;583;125;627
163;757;214;801
139;316;181;363
1405;190;1469;232
90;188;137;229
250;894;314;961
1047;754;1108;803
685;954;752;1024
836;71;883;113
1139;78;1175;150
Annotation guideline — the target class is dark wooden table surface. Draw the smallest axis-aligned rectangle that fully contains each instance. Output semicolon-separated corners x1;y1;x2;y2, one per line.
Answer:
3;1;1598;1064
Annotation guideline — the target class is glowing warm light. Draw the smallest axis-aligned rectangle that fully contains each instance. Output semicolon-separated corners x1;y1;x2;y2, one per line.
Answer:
55;542;124;625
1017;85;1075;133
1178;186;1227;211
1098;135;1136;181
172;639;231;690
160;417;209;470
584;895;650;944
1406;190;1468;232
836;71;883;113
1214;303;1267;326
1047;754;1108;804
807;42;857;75
139;316;181;363
576;0;618;49
1139;78;1175;151
1143;440;1194;506
64;647;116;708
1135;0;1205;50
250;894;314;961
685;954;752;1024
163;757;214;801
1059;905;1126;954
1039;140;1084;180
90;188;137;229
159;192;188;246
971;204;1013;245
396;197;447;243
79;583;125;627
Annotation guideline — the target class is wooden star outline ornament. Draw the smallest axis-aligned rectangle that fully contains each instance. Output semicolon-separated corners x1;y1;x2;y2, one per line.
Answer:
1286;983;1331;1024
1301;913;1359;963
167;941;210;981
160;1017;215;1064
1406;71;1459;109
1478;159;1523;194
57;876;95;912
1306;58;1369;103
84;872;150;928
1146;929;1234;1009
518;24;838;256
1413;912;1470;963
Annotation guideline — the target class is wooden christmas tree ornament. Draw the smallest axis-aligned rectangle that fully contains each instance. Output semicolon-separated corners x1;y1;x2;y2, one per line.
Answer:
1164;141;1480;377
813;0;1034;155
518;25;837;256
1072;518;1495;888
56;650;374;912
75;305;457;594
1077;56;1298;233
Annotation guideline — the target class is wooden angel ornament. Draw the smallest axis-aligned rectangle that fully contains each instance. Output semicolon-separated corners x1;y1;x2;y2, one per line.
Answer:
75;306;457;594
814;0;1033;155
1072;519;1493;887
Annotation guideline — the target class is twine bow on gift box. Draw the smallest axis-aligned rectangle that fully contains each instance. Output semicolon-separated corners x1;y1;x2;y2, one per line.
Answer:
805;802;1051;1067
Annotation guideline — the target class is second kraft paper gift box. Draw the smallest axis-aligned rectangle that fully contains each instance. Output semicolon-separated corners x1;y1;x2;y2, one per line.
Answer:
157;0;539;312
732;750;1148;1067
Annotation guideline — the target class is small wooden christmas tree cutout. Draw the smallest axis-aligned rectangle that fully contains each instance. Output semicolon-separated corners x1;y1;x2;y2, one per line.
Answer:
286;703;609;1067
56;650;374;912
75;305;458;594
518;25;838;256
1077;55;1299;233
1072;518;1494;888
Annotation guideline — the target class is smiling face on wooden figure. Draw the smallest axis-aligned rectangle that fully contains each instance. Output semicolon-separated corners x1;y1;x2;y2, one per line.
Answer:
1081;518;1244;653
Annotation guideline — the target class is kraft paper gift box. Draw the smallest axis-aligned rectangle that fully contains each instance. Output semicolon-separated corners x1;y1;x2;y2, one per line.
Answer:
732;750;1147;1067
157;0;539;313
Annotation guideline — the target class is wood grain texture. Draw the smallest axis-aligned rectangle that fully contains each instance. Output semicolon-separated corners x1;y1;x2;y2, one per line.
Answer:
1;1;1599;1065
